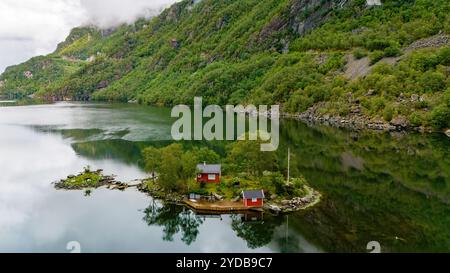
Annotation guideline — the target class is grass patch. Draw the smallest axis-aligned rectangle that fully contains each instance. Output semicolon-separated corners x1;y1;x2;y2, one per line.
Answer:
54;166;114;190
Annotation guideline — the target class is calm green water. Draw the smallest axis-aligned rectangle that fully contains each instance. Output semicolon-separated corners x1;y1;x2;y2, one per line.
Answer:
0;102;448;253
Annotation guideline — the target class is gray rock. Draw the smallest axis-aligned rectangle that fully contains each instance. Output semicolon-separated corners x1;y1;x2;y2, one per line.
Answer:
268;204;281;213
445;129;450;137
301;197;311;203
390;116;409;129
213;193;223;201
365;89;375;96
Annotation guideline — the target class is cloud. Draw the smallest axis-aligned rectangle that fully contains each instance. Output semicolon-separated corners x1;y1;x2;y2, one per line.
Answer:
79;0;176;29
0;0;179;73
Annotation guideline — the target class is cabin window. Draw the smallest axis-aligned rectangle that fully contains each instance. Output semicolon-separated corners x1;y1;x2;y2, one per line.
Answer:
252;198;257;202
208;174;216;180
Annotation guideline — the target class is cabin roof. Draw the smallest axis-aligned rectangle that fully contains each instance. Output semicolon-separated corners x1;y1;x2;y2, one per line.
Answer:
242;190;265;199
197;164;221;174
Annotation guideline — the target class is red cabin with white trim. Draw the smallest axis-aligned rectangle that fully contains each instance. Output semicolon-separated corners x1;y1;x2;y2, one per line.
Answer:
196;163;221;183
242;190;265;208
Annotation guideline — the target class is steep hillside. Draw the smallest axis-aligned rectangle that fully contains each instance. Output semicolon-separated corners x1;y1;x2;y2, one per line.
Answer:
0;55;82;98
0;0;449;130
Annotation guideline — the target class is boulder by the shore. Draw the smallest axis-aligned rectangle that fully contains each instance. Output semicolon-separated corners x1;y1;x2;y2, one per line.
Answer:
445;129;450;137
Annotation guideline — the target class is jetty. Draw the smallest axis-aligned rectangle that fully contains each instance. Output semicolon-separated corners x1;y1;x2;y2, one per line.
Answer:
183;200;250;213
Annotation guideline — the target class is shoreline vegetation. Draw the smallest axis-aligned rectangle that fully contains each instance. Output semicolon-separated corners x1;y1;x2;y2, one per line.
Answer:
54;137;323;214
1;1;449;135
54;169;321;214
137;175;322;214
3;99;449;136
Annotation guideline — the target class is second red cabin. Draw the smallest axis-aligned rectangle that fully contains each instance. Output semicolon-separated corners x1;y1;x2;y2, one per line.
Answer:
242;190;265;208
196;163;221;183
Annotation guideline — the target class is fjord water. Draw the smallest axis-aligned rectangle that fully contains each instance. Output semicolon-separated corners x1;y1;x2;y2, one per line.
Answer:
0;103;448;253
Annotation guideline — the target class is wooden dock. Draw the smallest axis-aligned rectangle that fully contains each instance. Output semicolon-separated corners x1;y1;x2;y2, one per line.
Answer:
183;200;250;213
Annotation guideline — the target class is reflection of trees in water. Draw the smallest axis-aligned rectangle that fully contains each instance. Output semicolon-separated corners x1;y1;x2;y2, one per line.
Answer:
230;214;283;249
230;213;307;252
143;203;289;249
143;203;308;251
143;201;203;245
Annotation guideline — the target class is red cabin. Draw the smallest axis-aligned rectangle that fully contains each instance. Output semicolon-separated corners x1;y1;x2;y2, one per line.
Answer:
242;190;265;208
196;163;221;183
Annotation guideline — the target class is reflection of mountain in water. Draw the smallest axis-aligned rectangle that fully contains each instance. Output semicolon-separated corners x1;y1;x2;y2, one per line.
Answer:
71;139;227;167
72;139;171;166
278;120;450;252
63;117;449;252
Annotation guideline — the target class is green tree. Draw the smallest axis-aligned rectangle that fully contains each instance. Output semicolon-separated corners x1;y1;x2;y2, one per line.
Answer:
226;135;278;176
193;147;220;164
142;144;198;192
429;104;450;129
142;146;161;180
420;71;446;92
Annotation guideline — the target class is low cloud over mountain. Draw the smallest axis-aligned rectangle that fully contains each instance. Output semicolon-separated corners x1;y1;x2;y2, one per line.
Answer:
0;0;178;72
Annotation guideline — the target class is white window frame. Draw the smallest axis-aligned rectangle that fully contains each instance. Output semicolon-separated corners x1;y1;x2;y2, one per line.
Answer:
252;198;257;202
207;174;216;180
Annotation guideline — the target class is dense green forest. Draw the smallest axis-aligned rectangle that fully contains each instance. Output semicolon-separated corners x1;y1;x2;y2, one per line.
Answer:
0;0;449;129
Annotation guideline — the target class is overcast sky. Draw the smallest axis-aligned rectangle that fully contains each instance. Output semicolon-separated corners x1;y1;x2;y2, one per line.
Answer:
0;0;179;73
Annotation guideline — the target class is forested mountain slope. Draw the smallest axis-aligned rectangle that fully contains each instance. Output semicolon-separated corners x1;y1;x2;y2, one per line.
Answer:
0;0;449;130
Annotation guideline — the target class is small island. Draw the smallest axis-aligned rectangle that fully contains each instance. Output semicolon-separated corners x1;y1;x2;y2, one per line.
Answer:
53;166;132;191
54;166;114;190
54;138;321;214
138;169;320;214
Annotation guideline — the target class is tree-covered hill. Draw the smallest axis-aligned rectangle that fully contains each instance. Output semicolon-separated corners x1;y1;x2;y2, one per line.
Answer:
0;0;449;130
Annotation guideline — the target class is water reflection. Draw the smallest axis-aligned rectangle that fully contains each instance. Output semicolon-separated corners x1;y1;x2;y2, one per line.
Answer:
141;203;316;253
0;102;449;252
143;203;204;245
231;213;279;249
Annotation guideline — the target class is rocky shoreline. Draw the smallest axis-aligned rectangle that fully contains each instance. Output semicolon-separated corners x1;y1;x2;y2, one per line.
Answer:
264;186;321;214
137;181;321;214
54;171;322;214
233;103;444;134
282;107;434;133
136;181;186;204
